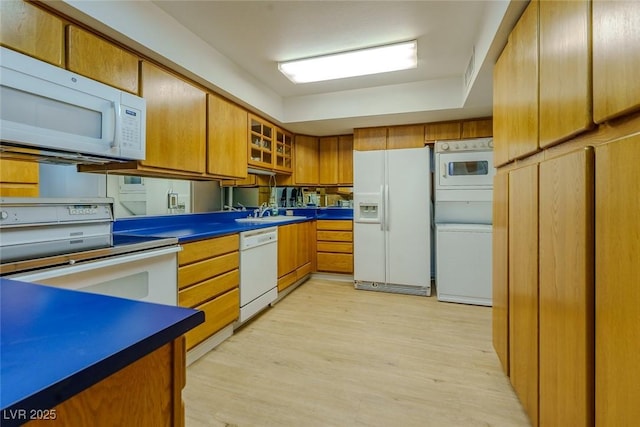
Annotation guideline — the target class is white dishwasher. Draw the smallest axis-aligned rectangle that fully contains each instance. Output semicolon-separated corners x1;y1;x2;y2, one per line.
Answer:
239;226;278;323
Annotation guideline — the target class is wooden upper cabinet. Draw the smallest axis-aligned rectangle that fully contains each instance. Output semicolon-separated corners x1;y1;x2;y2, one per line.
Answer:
595;135;640;426
354;128;386;151
207;94;248;179
0;159;39;197
539;0;592;148
66;25;139;94
0;0;64;67
274;127;293;174
508;0;539;161
424;122;461;141
387;125;424;149
293;135;319;185
592;0;640;123
461;118;493;139
319;136;339;185
248;114;275;170
539;148;594;427
337;135;353;185
140;61;206;174
493;43;512;167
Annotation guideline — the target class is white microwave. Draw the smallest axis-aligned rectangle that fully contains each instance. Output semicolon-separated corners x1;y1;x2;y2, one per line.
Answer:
0;47;146;163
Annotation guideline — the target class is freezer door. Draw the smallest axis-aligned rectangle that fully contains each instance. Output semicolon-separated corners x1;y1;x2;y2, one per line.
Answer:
353;150;385;283
386;146;431;287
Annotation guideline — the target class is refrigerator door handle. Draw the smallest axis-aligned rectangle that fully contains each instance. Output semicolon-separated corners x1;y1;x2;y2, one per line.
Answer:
380;184;385;231
385;184;390;231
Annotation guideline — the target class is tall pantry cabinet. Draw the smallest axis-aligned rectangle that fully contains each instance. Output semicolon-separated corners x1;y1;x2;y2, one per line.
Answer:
493;1;640;426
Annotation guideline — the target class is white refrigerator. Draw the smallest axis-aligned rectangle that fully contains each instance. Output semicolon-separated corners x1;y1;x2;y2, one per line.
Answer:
353;146;431;296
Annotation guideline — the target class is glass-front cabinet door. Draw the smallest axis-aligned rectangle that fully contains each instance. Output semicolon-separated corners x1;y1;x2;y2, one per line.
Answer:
248;114;274;169
274;127;293;173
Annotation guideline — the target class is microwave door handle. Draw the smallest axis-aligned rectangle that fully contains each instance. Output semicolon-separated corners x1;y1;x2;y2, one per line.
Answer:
111;100;121;148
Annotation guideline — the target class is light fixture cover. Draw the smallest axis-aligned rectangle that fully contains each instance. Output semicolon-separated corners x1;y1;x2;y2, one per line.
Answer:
278;40;417;84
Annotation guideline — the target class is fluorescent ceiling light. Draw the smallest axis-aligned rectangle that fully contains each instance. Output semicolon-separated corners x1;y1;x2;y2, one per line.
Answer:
278;40;417;84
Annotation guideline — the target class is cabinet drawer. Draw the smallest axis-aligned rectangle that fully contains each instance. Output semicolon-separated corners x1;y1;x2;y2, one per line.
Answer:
317;230;353;242
179;234;239;266
296;262;312;280
317;220;353;231
178;252;238;289
185;288;239;350
317;242;353;253
317;253;353;273
178;269;239;308
277;271;297;292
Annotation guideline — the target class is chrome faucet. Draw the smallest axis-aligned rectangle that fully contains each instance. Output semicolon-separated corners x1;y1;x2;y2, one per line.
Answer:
254;202;271;218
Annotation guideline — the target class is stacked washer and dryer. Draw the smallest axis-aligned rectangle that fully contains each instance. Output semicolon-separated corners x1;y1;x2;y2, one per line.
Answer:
433;138;495;306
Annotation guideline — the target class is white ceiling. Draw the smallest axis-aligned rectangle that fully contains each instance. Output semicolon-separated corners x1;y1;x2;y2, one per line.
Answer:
53;0;528;136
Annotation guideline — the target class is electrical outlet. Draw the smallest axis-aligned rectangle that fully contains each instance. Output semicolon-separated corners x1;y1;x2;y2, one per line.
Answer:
167;193;178;209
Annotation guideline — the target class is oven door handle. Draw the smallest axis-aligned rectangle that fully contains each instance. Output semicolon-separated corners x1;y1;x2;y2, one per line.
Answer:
10;246;181;282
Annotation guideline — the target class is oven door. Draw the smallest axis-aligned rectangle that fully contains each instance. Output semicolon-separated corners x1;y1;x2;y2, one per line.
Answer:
436;151;495;190
7;246;180;305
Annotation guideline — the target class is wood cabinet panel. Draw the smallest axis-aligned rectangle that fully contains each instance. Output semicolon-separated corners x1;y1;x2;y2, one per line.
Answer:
274;127;293;173
179;234;239;266
493;46;511;167
0;0;64;67
508;163;539;427
317;253;353;273
539;148;594;427
179;269;239;308
317;230;352;242
185;289;239;350
539;0;592;148
178;252;238;289
424;122;461;141
277;271;297;292
317;220;352;231
248;114;274;170
296;221;312;269
354;128;386;151
294;135;319;185
140;61;206;174
317;242;353;254
0;159;39;197
207;94;248;179
337;135;354;185
462;119;493;139
508;0;539;161
592;0;640;123
277;223;297;278
67;25;139;94
319;137;339;185
492;171;509;375
27;340;182;427
595;135;640;426
387;125;424;149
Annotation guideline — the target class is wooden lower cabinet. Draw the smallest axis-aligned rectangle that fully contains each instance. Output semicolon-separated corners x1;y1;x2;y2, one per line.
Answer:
492;171;509;375
316;220;353;274
26;338;187;427
508;164;539;427
277;221;313;291
539;148;594;427
178;234;239;351
595;134;640;426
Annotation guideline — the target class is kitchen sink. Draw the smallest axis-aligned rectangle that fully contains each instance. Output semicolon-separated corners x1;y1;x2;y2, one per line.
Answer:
235;215;307;223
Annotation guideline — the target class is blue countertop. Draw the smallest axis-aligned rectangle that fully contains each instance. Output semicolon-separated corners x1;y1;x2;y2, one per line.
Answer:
114;207;353;243
0;278;204;422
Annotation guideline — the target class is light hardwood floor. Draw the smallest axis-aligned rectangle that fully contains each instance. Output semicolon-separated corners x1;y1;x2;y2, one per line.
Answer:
184;279;531;427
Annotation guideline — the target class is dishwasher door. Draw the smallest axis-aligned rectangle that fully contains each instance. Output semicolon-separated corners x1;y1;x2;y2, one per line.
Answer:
239;227;278;323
